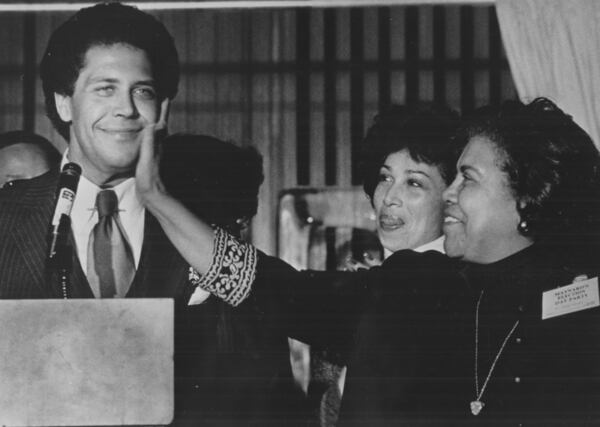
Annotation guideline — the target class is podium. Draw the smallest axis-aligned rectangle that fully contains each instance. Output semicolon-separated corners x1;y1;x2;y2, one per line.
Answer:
0;299;174;426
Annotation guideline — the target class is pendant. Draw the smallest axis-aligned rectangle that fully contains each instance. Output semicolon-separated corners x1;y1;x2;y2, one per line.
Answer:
470;400;484;416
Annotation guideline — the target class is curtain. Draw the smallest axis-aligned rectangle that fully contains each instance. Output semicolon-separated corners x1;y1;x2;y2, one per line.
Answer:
496;0;600;148
156;10;297;255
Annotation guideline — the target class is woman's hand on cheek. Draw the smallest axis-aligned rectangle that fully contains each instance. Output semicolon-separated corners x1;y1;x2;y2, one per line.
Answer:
136;98;169;205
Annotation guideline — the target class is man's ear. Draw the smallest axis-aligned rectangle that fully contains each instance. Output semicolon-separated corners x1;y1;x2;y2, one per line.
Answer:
54;93;72;122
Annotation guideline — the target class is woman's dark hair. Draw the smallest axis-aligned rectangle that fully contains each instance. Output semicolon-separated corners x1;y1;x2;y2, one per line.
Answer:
40;2;180;140
459;98;600;268
361;105;461;201
160;134;264;237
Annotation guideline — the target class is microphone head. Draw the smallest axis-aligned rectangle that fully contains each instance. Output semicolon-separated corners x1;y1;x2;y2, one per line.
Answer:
62;162;82;177
48;163;81;261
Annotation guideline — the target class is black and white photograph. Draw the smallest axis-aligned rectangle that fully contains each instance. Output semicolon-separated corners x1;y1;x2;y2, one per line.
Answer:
0;0;598;425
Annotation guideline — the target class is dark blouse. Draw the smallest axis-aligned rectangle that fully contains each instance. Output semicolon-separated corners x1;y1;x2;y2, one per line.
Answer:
458;245;600;425
194;234;600;425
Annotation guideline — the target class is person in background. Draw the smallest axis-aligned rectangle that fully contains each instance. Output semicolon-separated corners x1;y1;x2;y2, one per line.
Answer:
361;105;460;258
309;105;461;426
0;130;60;189
160;133;263;238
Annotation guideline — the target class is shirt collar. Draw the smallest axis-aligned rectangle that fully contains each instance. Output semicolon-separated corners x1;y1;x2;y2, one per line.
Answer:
383;235;446;259
414;235;446;254
61;149;142;214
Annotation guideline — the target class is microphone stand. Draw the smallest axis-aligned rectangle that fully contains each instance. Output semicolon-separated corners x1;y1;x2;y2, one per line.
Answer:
49;215;72;299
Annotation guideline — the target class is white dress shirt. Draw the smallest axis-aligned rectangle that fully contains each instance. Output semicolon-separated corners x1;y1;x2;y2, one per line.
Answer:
413;235;446;255
63;153;145;276
383;235;445;259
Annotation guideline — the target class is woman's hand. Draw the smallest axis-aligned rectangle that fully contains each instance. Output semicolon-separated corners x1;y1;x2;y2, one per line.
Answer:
136;98;169;203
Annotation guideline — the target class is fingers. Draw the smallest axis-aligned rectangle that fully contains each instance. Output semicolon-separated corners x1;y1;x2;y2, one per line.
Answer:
140;98;171;157
135;98;171;199
156;98;170;132
139;120;156;162
153;98;170;145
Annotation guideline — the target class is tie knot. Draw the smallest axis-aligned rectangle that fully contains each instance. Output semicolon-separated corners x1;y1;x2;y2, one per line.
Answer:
95;189;119;218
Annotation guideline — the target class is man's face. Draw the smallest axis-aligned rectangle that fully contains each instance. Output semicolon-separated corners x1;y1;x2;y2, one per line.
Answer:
372;149;447;254
0;143;50;188
55;43;159;186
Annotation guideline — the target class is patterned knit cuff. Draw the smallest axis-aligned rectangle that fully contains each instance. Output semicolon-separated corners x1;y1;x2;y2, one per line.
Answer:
188;227;257;307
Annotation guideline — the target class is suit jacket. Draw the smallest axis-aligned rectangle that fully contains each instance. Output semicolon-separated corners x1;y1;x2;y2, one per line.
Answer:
0;169;300;426
0;168;190;299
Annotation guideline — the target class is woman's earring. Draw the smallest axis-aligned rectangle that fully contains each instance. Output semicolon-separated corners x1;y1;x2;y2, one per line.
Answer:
518;219;529;234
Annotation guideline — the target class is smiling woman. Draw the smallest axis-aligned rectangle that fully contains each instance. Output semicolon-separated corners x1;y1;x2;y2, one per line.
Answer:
446;99;600;269
442;135;533;263
437;98;600;423
361;105;461;257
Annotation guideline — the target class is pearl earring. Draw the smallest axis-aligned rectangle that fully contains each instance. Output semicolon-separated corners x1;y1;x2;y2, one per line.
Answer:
518;220;529;234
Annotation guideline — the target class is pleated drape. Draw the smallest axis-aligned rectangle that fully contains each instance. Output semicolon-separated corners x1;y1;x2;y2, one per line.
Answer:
497;0;600;147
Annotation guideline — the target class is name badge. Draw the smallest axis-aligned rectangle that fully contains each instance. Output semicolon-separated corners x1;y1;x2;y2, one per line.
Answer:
542;277;600;320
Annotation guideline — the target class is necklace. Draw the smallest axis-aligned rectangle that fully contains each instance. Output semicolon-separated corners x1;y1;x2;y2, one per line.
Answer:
471;290;519;416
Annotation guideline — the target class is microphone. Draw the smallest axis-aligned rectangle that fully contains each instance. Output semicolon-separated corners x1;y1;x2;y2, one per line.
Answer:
48;162;82;260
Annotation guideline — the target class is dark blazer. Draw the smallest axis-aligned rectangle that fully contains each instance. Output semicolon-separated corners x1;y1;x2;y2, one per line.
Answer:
0;169;300;426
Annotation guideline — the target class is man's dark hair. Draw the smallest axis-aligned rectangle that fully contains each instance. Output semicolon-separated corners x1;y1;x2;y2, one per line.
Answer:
361;104;461;201
40;2;180;140
160;134;264;237
0;130;61;167
458;97;600;270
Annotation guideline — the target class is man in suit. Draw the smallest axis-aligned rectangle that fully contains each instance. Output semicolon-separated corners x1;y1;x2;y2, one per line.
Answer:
0;2;192;300
0;3;297;424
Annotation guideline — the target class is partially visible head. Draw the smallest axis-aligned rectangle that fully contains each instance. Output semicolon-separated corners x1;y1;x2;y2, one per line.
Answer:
361;105;461;253
40;3;179;185
0;131;61;188
443;98;600;265
160;134;264;237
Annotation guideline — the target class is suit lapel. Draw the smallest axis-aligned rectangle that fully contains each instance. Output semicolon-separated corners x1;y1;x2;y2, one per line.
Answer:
10;171;58;297
65;231;95;298
11;206;52;295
